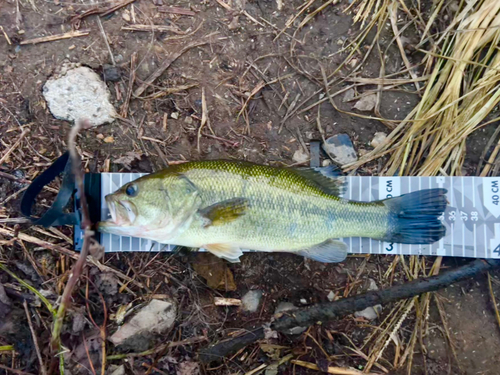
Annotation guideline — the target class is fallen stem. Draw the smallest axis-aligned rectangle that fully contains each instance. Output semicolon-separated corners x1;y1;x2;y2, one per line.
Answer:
199;259;500;362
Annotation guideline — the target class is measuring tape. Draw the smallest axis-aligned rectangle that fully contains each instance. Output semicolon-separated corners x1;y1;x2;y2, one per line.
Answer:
94;173;500;259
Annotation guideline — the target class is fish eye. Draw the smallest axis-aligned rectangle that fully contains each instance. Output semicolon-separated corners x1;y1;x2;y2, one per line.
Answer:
125;183;138;197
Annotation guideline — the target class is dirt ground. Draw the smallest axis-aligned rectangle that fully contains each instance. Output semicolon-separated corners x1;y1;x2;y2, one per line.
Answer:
1;0;500;373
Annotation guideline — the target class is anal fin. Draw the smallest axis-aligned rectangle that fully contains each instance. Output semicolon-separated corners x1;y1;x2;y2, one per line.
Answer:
205;243;243;263
297;239;348;263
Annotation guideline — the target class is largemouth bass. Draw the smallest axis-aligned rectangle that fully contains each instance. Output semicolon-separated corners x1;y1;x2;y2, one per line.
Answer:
98;161;447;263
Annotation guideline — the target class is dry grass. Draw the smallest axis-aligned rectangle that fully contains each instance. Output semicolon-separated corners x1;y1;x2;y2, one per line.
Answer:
346;0;500;176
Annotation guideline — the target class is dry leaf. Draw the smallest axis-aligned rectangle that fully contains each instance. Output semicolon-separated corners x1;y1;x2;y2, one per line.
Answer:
353;93;377;111
192;253;237;291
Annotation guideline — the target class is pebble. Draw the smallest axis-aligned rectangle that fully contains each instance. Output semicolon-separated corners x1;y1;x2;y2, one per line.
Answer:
322;134;358;166
293;148;309;164
171;112;179;119
109;299;177;351
353;93;377;112
327;290;335;302
370;132;388;148
102;64;121;82
274;302;297;315
241;290;263;313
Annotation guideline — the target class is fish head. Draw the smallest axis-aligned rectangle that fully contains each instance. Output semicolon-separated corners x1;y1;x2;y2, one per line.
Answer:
98;173;201;239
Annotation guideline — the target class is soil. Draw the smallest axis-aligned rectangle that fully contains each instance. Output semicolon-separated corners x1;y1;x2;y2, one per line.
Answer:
1;0;500;374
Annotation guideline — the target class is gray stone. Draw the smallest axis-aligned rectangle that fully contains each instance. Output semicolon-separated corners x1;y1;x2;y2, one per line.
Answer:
353;93;377;112
354;306;379;321
109;299;176;351
322;134;358;166
274;302;296;315
43;65;116;127
241;290;263;313
108;365;125;375
327;290;335;302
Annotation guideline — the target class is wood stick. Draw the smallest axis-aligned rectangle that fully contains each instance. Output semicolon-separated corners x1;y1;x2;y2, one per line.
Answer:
121;25;185;34
133;37;216;97
20;30;89;45
198;259;500;362
157;6;196;16
23;301;47;375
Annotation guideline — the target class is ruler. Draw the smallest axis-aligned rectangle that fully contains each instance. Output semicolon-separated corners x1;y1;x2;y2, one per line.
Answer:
94;173;500;259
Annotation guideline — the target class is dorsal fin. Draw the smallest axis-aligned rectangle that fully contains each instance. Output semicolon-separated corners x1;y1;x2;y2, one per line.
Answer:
294;166;346;196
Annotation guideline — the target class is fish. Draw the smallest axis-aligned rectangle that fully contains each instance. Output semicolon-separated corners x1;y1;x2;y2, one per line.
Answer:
98;160;447;263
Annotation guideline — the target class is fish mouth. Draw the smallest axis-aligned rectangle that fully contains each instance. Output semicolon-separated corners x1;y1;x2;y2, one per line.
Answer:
102;195;138;227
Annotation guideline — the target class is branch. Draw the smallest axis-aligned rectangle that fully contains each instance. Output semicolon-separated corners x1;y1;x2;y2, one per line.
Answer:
199;259;500;363
49;119;94;374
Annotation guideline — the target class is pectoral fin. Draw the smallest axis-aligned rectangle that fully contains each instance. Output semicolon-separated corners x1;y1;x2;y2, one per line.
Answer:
198;198;249;227
297;239;348;263
205;243;243;263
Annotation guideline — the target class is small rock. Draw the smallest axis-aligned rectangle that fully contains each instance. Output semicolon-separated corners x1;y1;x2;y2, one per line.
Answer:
274;302;296;315
110;299;177;351
288;326;307;335
71;311;86;334
241;290;263;313
327;290;335;302
353;93;377;112
354;279;381;321
122;9;131;22
103;64;121;82
342;88;355;102
322;159;331;167
96;273;118;296
184;116;193;125
43;64;116;127
322;134;358;166
103;136;115;143
177;361;200;375
108;365;125;375
299;298;307;305
171;112;179;119
354;306;379;321
370;132;388;148
292;148;309;164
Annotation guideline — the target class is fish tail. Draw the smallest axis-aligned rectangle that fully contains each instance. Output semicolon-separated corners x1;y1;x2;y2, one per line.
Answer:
381;188;447;244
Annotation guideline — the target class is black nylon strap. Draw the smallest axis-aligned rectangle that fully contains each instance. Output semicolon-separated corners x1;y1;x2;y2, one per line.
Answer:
20;152;79;227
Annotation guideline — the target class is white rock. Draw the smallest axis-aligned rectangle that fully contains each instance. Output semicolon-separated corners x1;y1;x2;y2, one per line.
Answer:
342;88;355;102
241;290;263;313
299;298;308;305
354;306;379;321
171;112;179;119
108;365;125;375
327;290;335;302
370;132;388;148
43;65;116;127
109;299;176;349
293;148;309;164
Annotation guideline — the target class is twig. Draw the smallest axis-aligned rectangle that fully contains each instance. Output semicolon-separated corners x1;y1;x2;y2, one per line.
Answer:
96;16;115;65
291;359;377;375
121;25;185;34
134;36;216;97
23;301;47;375
100;0;137;17
120;52;137;117
0;25;12;44
197;87;210;152
0;364;35;375
488;272;500;331
157;6;196;16
199;259;500;362
107;335;207;360
0;129;29;165
50;119;95;374
20;30;89;45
